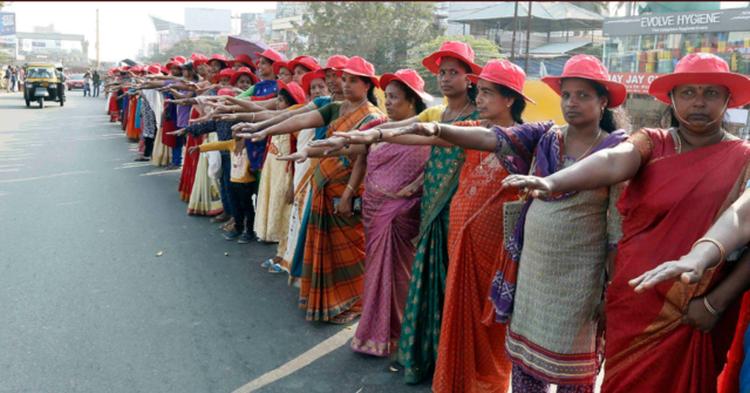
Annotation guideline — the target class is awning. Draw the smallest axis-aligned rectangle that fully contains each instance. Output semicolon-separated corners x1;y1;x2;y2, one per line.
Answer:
451;2;604;32
529;41;591;55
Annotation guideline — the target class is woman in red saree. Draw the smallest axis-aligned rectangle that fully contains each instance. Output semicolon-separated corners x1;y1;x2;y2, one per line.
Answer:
504;53;750;393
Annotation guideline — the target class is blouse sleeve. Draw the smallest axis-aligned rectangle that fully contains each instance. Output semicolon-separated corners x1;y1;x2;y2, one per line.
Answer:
624;129;654;165
492;121;555;175
607;182;625;249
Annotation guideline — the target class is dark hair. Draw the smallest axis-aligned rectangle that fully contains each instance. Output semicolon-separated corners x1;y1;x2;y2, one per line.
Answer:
392;80;427;115
566;78;631;133
278;89;298;106
493;84;526;124
459;62;478;104
358;76;378;106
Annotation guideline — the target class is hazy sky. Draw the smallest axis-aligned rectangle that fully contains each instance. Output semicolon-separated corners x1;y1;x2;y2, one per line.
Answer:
2;1;277;62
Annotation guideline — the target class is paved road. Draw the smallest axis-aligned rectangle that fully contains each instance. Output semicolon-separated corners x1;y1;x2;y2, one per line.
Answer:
0;92;430;393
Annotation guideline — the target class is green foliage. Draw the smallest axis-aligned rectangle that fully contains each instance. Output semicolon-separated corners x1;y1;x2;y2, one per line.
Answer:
141;37;228;64
406;35;502;95
292;2;443;75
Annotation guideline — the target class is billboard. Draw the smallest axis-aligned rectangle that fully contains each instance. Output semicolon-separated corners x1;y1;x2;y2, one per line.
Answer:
604;7;750;36
0;12;16;36
185;8;231;33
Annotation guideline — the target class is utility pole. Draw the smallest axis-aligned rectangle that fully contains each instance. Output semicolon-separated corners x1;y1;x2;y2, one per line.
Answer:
510;1;519;60
524;1;532;73
95;8;100;68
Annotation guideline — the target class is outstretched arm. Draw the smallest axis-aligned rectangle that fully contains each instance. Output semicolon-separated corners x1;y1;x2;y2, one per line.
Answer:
630;187;750;292
237;110;324;141
502;142;642;198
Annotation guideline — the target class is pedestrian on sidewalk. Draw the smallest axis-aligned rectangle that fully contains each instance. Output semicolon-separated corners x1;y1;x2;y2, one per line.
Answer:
92;70;100;97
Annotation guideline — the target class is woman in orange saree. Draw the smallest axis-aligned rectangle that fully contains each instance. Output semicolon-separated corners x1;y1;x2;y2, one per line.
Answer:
504;53;750;393
241;57;385;323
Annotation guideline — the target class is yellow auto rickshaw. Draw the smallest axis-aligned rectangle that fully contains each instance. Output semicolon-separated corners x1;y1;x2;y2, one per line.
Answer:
23;62;66;108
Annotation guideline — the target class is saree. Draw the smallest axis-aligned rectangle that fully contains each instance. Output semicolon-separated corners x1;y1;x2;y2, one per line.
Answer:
433;121;533;393
298;103;385;322
178;109;203;202
350;142;430;356
125;96;140;141
254;135;293;242
278;128;316;272
603;128;750;393
187;132;224;216
141;89;171;167
397;110;479;384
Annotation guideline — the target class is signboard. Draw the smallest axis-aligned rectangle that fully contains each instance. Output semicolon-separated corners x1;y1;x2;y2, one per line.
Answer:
604;7;750;36
269;42;288;52
0;12;16;36
609;72;660;94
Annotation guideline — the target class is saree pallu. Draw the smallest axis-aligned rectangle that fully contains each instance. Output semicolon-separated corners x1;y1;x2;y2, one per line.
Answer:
278;128;316;271
187;132;223;216
604;129;750;393
178;109;202;202
397;113;477;384
298;103;384;322
254;134;292;242
125;96;139;141
433;149;516;393
351;142;430;357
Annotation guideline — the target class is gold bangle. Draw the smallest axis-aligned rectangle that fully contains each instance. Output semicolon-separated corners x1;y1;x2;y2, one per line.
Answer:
346;184;355;192
251;113;256;122
691;237;726;263
703;296;721;316
433;121;442;138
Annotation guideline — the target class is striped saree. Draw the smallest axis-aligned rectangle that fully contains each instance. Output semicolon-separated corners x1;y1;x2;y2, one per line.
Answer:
298;103;385;323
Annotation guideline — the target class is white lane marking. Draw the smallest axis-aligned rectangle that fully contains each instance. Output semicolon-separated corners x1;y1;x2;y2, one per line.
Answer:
232;323;357;393
55;200;82;207
140;169;181;176
114;162;153;170
0;168;20;173
0;170;92;184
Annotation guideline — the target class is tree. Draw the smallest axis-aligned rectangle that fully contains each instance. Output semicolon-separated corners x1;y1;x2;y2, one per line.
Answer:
292;2;443;75
141;37;228;64
406;35;502;95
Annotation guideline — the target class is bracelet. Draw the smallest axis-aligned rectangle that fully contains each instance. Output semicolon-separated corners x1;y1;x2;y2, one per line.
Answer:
251;113;256;122
703;296;721;316
377;129;383;142
346;184;355;192
433;121;442;138
691;237;726;263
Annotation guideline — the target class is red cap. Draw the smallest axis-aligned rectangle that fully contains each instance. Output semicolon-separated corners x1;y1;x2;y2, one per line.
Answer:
160;66;169;75
469;59;534;103
379;69;433;103
212;68;236;83
301;69;327;94
649;53;750;108
277;81;307;105
230;66;259;85
232;54;257;71
166;56;186;70
130;65;144;74
340;56;379;88
191;53;208;67
542;55;626;108
323;55;349;71
272;61;291;77
146;64;162;75
255;48;285;64
208;54;229;68
288;55;321;73
422;40;482;75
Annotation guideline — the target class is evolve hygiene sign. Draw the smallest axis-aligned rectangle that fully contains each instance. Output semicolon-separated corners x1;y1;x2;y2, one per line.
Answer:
603;8;750;36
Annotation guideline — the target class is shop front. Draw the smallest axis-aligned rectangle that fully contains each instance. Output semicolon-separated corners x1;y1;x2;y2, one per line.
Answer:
602;7;750;132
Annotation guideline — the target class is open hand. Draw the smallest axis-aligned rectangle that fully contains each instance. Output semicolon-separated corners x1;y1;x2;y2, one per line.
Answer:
332;129;378;144
629;255;709;293
308;138;347;154
394;122;439;137
167;129;186;137
277;150;309;163
237;130;267;142
501;175;553;198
